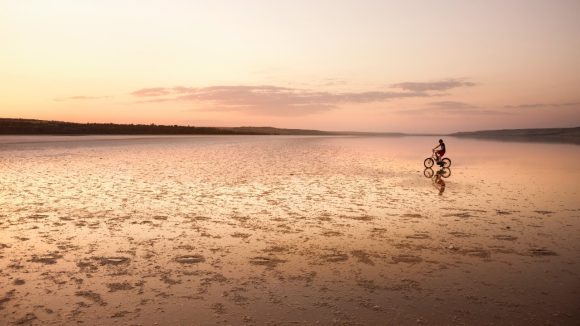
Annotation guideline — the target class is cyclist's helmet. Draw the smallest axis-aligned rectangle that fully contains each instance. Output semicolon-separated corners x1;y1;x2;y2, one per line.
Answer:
439;139;443;143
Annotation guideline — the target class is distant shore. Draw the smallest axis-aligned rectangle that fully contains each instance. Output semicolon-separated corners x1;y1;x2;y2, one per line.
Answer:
450;127;580;145
1;118;578;144
0;118;404;137
0;118;331;136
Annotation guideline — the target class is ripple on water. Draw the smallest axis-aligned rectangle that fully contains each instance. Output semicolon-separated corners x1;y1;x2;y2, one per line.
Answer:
249;256;285;267
406;233;431;239
528;248;557;256
493;235;518;241
461;249;491;259
175;255;205;264
29;252;63;265
321;252;349;263
392;254;423;264
96;256;131;266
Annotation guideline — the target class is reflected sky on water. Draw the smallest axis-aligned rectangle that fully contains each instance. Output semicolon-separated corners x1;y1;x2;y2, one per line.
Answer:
0;135;579;325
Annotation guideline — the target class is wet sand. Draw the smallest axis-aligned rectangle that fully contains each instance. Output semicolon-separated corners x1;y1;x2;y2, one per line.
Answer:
1;135;579;325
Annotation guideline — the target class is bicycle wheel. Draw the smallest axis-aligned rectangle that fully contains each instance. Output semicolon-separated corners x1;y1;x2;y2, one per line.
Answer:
423;168;434;178
440;167;451;178
441;158;451;168
424;158;434;168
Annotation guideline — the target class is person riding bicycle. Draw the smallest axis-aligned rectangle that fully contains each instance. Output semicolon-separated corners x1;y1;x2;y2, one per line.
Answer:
433;139;446;165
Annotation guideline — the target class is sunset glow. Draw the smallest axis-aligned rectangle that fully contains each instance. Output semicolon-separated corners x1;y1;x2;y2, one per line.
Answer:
2;2;580;324
1;0;579;133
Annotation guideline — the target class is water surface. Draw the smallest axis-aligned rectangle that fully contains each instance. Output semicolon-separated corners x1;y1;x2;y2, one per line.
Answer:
1;135;579;325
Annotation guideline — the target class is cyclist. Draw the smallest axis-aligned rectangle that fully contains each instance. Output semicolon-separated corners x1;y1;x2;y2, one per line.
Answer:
433;139;446;165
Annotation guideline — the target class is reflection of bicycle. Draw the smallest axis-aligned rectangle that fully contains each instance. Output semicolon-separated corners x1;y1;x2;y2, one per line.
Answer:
431;169;447;195
424;167;451;178
424;150;451;168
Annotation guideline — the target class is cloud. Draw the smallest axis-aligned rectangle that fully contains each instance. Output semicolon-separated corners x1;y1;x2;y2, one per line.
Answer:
132;85;430;116
54;95;110;101
503;102;580;109
391;79;477;92
131;88;173;97
399;101;507;116
428;101;478;110
320;78;347;87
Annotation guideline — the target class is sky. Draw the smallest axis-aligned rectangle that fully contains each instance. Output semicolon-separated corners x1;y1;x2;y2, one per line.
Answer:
1;0;579;133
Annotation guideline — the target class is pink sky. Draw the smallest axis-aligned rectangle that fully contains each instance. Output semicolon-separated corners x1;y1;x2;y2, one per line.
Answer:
1;0;579;133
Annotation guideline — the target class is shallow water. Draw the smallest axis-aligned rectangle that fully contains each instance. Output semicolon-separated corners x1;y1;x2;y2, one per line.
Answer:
0;135;579;325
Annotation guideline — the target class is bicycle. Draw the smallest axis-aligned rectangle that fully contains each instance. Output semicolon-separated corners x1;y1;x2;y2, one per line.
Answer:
423;167;451;178
424;149;451;168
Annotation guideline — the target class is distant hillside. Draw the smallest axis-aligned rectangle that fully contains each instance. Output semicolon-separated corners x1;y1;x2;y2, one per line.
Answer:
224;126;332;135
450;127;580;144
0;118;336;136
4;118;576;143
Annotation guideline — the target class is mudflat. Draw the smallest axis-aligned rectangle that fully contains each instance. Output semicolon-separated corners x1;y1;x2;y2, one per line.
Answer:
1;135;579;325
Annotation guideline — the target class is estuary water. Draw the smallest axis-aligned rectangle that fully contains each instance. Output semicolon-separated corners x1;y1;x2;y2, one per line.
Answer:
0;135;579;325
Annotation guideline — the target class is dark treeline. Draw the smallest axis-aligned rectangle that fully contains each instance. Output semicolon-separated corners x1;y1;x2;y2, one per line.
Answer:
0;118;244;135
0;118;332;135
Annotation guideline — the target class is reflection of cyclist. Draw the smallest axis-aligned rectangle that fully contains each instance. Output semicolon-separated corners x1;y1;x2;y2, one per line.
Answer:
433;139;446;165
434;169;446;195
